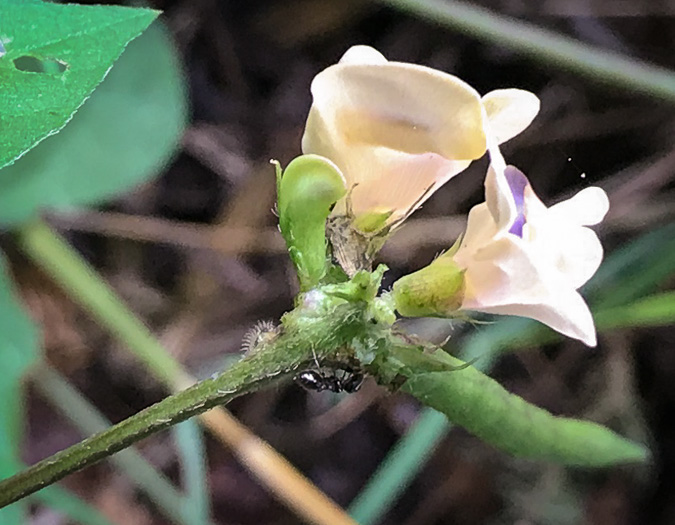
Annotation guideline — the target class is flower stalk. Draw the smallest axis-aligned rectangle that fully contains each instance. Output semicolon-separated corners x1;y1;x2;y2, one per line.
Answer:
0;258;647;508
0;297;371;508
15;219;359;525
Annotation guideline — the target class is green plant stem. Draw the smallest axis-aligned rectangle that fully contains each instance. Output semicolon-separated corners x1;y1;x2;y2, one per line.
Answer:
378;0;675;101
348;348;496;525
16;219;183;386
16;218;360;525
30;363;192;525
0;301;363;508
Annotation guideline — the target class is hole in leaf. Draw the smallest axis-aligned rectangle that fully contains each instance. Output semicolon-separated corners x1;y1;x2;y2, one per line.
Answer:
13;56;67;74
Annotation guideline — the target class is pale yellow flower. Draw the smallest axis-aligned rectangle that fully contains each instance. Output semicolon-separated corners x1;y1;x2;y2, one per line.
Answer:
302;45;540;232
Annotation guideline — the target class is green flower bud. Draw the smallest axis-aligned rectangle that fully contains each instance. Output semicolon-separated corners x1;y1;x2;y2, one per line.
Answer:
276;154;347;290
392;256;465;317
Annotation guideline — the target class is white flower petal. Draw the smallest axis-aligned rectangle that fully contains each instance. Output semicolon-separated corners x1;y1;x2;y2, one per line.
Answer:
548;186;610;226
461;237;550;307
482;89;540;144
460;237;598;346
472;292;597;347
529;223;604;289
454;203;499;262
339;45;388;65
452;157;607;346
484;144;518;232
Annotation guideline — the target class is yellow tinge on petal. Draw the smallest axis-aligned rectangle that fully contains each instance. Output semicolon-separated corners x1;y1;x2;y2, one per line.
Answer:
302;46;496;229
482;89;540;145
323;64;488;159
301;45;540;275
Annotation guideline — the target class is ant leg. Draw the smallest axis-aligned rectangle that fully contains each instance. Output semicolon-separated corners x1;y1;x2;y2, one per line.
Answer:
310;346;322;370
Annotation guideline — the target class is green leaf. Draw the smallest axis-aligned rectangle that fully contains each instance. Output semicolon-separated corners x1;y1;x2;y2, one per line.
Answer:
594;291;675;330
0;21;187;224
0;1;159;169
174;421;210;525
587;222;675;309
400;350;649;467
0;251;39;523
277;155;347;290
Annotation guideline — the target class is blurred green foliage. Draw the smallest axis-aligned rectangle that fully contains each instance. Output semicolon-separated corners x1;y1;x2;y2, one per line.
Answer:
0;2;158;169
0;23;187;224
0;253;38;523
0;2;187;521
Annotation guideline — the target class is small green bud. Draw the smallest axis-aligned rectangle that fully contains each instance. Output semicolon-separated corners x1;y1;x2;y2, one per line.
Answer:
353;209;393;233
392;256;465;317
276;155;347;290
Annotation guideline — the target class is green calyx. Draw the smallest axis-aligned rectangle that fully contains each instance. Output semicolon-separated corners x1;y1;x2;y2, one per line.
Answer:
352;209;393;233
392;256;466;318
276;155;347;291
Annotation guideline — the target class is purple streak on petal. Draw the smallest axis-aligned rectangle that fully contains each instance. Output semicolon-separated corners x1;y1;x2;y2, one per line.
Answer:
504;166;529;237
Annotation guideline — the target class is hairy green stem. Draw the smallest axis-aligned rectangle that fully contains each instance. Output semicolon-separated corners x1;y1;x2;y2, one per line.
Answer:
0;301;363;508
30;364;192;525
379;0;675;101
15;218;366;525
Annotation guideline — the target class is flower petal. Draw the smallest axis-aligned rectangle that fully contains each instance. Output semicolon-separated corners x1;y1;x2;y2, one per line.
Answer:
474;292;597;347
302;46;539;235
460;237;597;346
462;237;549;307
339;45;388;65
548;186;610;226
504;168;529;237
527;222;604;289
304;62;486;161
482;89;540;144
522;185;607;289
330;146;472;223
454;203;499;262
302;107;353;186
484;145;519;232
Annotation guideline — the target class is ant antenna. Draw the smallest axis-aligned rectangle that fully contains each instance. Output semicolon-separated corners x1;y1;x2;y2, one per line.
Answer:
310;346;321;370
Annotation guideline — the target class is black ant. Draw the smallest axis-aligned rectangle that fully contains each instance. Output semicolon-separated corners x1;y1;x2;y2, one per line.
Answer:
294;350;364;393
295;365;364;393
